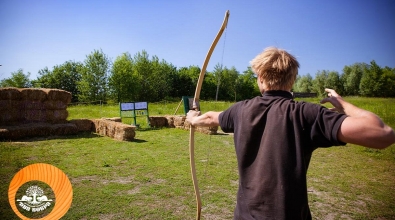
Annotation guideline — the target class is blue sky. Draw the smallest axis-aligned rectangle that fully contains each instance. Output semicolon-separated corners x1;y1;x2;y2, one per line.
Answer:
1;0;394;81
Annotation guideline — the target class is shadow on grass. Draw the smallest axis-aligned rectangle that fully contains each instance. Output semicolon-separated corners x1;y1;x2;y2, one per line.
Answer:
131;138;147;143
1;132;152;143
135;127;161;132
0;132;102;143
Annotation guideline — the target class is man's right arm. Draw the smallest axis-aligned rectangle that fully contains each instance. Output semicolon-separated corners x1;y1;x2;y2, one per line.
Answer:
321;88;395;149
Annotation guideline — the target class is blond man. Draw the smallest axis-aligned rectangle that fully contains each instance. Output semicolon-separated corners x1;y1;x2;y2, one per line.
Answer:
186;47;395;219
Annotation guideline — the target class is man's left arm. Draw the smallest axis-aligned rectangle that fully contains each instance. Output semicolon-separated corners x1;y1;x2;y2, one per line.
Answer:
186;111;222;127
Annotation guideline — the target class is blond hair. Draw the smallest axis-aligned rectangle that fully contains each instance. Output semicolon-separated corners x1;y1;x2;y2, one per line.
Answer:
250;47;299;90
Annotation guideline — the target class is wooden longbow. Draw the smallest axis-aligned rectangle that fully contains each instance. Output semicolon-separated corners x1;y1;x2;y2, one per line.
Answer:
189;10;230;220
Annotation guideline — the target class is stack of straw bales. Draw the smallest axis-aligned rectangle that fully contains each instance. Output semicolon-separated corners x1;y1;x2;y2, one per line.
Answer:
0;123;78;140
149;116;218;135
0;87;71;125
69;119;93;132
0;88;136;141
0;87;77;140
91;118;136;141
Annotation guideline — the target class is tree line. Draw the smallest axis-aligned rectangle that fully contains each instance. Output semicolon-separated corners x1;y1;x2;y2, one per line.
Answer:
1;49;394;103
293;61;395;97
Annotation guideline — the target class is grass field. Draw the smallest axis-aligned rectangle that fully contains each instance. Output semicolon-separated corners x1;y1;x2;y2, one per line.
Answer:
1;97;394;219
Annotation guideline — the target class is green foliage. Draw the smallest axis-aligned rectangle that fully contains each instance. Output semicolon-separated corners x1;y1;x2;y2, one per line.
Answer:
341;63;365;96
0;69;31;88
326;71;344;95
312;70;329;97
312;70;344;97
238;67;261;100
34;61;83;102
6;49;395;102
109;52;137;102
379;66;395;97
221;66;240;101
293;73;313;93
360;60;384;97
78;49;111;102
172;66;200;98
212;63;223;101
150;57;177;101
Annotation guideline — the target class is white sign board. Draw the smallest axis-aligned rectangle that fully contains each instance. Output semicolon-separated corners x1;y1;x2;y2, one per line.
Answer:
120;103;135;111
134;102;148;110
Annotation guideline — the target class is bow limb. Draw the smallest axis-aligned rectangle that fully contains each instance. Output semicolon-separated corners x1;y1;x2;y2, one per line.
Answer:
189;10;230;220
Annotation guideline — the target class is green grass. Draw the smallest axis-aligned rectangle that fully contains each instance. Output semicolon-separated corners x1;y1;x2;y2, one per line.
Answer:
1;98;394;219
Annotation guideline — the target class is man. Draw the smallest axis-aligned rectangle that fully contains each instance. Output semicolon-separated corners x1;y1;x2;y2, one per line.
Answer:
186;47;395;219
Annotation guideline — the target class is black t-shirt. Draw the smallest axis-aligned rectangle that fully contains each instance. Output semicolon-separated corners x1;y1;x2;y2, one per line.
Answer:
218;90;347;220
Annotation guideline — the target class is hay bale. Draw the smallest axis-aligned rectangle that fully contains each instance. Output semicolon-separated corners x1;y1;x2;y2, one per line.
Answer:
69;119;93;132
91;119;98;132
0;128;15;140
149;116;168;128
0;99;12;110
173;116;185;127
46;110;69;123
0;126;27;140
11;100;23;110
165;116;175;128
50;123;78;136
43;100;68;110
183;119;191;129
92;119;110;136
0;87;21;100
0;109;23;125
91;119;103;133
24;110;47;122
0;123;51;140
113;123;135;141
20;88;47;101
105;120;117;138
22;100;45;110
196;126;218;135
91;119;135;141
92;119;106;134
0;123;78;140
23;123;51;137
102;117;122;122
45;89;72;103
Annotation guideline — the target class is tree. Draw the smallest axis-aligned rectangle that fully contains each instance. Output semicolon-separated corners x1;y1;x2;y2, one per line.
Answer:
132;50;153;101
172;66;197;98
237;67;260;100
150;57;176;101
78;49;111;102
35;61;83;102
109;52;137;102
380;66;395;97
221;66;239;101
312;70;329;97
326;71;343;95
212;63;223;101
360;60;384;97
0;69;31;88
26;185;44;204
341;63;365;96
293;73;313;92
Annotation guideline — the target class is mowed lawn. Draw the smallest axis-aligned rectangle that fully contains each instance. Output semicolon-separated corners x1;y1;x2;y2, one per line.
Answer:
0;98;394;219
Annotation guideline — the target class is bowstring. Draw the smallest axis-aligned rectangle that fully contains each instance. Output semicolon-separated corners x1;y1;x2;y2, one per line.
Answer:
220;26;227;68
203;27;228;200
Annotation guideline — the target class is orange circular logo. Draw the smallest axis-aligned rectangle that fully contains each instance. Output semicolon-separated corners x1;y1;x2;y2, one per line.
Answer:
8;163;73;219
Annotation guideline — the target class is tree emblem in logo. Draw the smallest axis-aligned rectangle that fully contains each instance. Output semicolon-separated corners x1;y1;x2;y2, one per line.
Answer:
17;185;53;212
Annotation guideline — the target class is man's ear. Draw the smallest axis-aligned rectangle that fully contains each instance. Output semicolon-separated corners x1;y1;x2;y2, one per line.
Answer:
257;75;263;83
